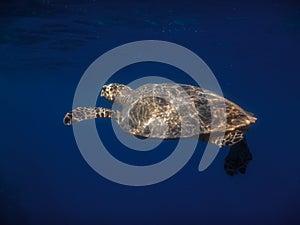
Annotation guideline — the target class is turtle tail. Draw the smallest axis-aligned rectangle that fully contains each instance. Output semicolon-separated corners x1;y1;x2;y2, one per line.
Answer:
224;137;253;176
63;107;118;125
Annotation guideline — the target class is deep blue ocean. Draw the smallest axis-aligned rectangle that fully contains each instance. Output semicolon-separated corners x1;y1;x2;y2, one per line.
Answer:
1;1;300;225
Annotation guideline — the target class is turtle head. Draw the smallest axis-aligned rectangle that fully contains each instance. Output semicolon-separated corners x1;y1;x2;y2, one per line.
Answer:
101;83;132;106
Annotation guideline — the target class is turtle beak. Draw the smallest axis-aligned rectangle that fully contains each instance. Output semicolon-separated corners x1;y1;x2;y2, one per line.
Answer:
100;85;107;97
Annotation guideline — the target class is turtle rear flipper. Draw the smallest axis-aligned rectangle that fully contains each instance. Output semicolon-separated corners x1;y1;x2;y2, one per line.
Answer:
224;137;253;176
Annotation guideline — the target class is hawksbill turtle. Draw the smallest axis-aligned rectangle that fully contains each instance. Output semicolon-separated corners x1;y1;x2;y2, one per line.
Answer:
64;83;257;176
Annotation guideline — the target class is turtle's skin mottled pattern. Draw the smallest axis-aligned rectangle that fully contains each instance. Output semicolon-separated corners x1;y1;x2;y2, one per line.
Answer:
64;107;118;125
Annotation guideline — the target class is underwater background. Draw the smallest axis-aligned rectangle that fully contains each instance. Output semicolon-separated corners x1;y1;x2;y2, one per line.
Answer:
1;0;300;224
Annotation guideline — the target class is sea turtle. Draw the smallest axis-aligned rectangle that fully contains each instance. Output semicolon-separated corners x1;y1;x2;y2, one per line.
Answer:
64;83;257;175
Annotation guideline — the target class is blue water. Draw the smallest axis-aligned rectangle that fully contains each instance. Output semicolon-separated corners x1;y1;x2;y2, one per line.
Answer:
1;1;300;225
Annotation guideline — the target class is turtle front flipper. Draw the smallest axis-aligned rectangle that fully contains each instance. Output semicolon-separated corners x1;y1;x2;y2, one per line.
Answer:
63;107;119;125
224;137;253;176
